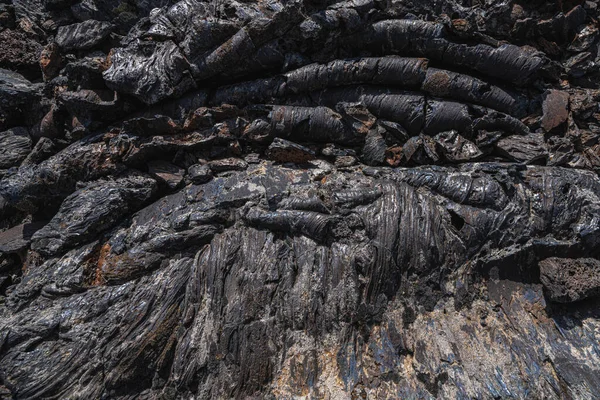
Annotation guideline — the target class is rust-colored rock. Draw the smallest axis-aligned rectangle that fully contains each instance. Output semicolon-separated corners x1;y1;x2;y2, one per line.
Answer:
0;29;42;79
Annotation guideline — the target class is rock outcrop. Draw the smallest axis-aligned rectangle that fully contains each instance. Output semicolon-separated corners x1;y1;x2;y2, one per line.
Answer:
1;0;600;399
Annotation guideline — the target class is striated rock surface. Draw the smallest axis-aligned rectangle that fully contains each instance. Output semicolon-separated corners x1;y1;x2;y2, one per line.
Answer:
2;0;600;399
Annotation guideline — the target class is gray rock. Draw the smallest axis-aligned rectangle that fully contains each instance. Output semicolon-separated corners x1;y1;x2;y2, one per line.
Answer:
496;133;548;162
103;40;195;105
187;164;212;184
435;131;483;162
0;127;31;169
266;138;315;163
55;20;113;50
147;160;184;189
209;157;248;173
31;174;157;255
0;222;46;253
0;69;40;114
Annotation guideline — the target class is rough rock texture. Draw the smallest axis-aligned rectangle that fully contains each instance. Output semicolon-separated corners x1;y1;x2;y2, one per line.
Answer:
2;0;600;399
540;257;600;303
55;20;113;51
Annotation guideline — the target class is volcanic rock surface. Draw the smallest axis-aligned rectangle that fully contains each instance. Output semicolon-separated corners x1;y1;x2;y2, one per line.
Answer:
2;0;600;399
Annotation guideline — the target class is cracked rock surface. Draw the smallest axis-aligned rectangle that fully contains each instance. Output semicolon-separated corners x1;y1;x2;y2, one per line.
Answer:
2;0;600;399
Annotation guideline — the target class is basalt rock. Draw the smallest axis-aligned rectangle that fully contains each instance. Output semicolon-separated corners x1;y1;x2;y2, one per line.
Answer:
2;1;600;399
55;20;113;51
539;257;600;303
0;128;32;170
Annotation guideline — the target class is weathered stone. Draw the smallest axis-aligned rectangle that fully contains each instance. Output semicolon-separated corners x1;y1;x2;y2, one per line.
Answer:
0;222;46;253
540;257;600;303
0;127;31;169
496;133;548;162
31;173;157;255
0;69;40;111
187;163;213;184
209;157;248;173
266;138;315;163
541;90;570;133
3;1;600;399
335;155;357;167
39;43;62;81
103;40;195;105
435;131;483;162
0;29;43;79
147;160;184;189
361;131;387;165
55;20;113;51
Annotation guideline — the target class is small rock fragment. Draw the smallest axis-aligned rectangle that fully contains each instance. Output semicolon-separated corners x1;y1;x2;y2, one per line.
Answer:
148;160;185;189
266;138;315;163
187;164;213;184
58;89;121;123
39;42;62;81
541;90;569;133
568;24;599;52
0;222;46;253
123;115;181;136
308;159;334;181
385;146;403;167
403;135;440;165
209;158;248;173
565;52;597;78
335;155;357;167
435;131;483;162
496;133;548;162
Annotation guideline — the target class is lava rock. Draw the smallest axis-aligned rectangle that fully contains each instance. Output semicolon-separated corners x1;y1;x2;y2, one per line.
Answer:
0;69;40;114
540;257;600;303
0;127;31;169
31;174;157;255
103;40;195;105
0;29;43;80
21;137;55;166
434;131;483;162
187;164;213;184
266;138;316;163
0;222;46;253
122;115;181;136
55;20;113;51
496;133;548;162
39;42;62;81
3;1;600;398
147;160;184;189
209;157;248;173
541;90;570;133
361;131;387;165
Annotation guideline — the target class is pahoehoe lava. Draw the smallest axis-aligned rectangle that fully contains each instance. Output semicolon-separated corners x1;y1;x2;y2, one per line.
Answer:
2;0;600;398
